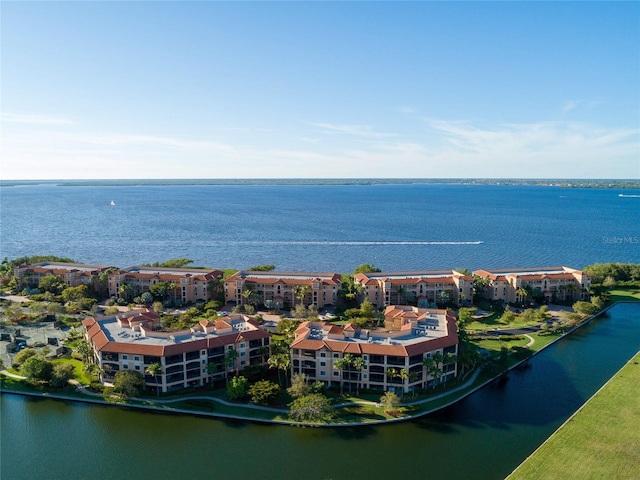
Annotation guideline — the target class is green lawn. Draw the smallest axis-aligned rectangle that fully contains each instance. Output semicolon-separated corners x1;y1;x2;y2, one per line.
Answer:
607;287;640;303
466;312;541;332
51;356;91;385
472;336;531;354
508;352;640;480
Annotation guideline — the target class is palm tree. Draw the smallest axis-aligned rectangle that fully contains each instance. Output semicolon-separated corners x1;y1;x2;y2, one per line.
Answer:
334;355;353;395
397;286;407;305
145;362;163;396
458;293;466;306
268;353;291;387
83;362;98;383
386;367;399;391
565;283;579;300
423;355;443;390
257;346;270;364
399;368;410;398
292;285;310;307
206;362;218;387
118;282;133;301
75;340;92;364
442;352;456;384
351;356;366;397
224;349;239;385
242;288;253;306
408;371;420;397
516;286;528;305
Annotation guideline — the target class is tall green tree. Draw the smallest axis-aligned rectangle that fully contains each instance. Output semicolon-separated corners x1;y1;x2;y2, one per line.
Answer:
354;264;381;274
268;353;291;387
333;354;353;395
14;348;37;366
292;285;310;307
149;281;177;302
38;274;66;294
118;283;133;301
227;375;249;400
248;380;280;406
21;356;53;384
75;340;92;363
351;356;366;396
145;362;163;396
113;370;145;397
51;363;75;387
288;394;334;423
287;373;312;399
379;391;401;413
224;349;240;383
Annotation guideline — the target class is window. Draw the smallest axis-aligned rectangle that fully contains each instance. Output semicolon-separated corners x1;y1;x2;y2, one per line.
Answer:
333;372;339;376
241;360;246;366
134;366;140;370
122;355;128;360
320;371;326;376
134;356;140;361
320;352;326;357
123;364;129;369
240;343;246;349
240;352;246;357
320;361;326;367
363;374;368;379
333;353;339;358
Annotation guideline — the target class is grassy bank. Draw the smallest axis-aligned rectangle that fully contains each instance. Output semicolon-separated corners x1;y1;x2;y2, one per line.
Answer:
508;352;640;480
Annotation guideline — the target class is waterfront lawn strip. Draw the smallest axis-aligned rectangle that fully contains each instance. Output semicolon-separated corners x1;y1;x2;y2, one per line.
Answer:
508;352;640;480
607;287;640;303
51;356;90;385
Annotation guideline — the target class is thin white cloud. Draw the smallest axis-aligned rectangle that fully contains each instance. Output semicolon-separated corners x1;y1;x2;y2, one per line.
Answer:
1;118;638;180
298;137;322;144
394;106;416;114
561;99;604;113
2;112;76;126
308;122;398;138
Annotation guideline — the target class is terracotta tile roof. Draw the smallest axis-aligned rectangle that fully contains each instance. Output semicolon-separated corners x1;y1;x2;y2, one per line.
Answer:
214;319;232;330
291;311;458;358
82;318;96;328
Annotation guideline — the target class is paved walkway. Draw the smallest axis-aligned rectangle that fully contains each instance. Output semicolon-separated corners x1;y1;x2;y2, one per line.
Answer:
3;363;486;414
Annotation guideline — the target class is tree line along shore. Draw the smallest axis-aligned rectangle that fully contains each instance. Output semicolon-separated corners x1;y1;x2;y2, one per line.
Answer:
1;178;639;188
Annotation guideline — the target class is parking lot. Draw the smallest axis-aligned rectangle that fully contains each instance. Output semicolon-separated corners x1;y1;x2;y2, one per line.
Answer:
0;322;69;369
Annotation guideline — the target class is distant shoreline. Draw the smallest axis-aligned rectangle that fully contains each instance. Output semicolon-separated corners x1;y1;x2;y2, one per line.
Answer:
1;178;639;189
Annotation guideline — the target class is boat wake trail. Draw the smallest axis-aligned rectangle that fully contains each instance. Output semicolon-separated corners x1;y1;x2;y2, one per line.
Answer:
226;241;484;246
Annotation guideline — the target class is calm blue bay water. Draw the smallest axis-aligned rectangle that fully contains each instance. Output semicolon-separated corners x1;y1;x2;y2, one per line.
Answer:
1;183;638;270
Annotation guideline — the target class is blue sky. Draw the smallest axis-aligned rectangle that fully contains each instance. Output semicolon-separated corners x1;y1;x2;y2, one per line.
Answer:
2;1;639;179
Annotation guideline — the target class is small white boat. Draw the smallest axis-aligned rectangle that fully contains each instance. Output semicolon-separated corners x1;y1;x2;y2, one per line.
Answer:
110;200;115;206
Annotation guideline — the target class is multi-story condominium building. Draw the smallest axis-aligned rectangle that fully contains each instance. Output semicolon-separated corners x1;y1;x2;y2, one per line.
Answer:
82;309;270;393
13;261;114;290
224;271;342;309
290;306;458;394
108;266;223;304
354;270;473;308
472;266;591;304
